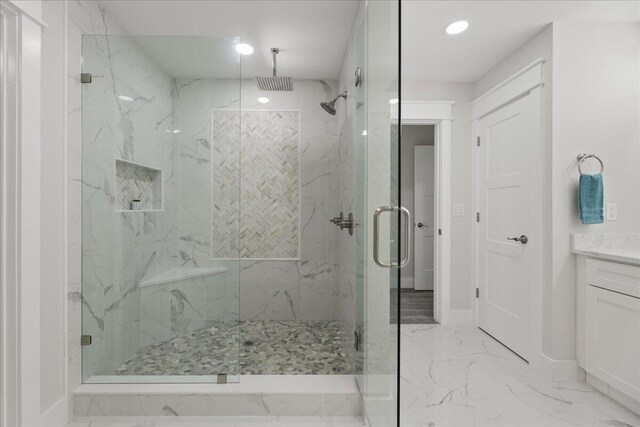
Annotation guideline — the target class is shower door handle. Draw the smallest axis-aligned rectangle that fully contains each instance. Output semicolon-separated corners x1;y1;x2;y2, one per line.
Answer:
373;206;411;268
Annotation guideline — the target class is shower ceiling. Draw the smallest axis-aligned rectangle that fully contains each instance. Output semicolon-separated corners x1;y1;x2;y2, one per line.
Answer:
99;0;359;80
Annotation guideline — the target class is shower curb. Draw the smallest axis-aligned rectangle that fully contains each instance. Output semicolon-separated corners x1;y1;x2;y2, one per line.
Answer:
73;375;361;417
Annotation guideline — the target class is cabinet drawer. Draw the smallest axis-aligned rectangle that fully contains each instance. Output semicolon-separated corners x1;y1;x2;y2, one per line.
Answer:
585;285;640;402
586;258;640;298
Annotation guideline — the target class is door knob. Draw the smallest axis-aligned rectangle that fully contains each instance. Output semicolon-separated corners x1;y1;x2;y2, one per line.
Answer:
417;222;427;228
506;235;528;244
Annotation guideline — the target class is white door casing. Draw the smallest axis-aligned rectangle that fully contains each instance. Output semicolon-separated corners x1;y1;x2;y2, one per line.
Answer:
396;101;452;324
476;92;538;361
414;145;435;291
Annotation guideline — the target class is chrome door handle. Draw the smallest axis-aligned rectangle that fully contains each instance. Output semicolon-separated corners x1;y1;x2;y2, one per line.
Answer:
416;222;428;228
373;206;411;268
506;235;528;244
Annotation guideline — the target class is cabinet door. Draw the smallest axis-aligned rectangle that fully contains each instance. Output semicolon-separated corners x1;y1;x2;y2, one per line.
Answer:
585;285;640;401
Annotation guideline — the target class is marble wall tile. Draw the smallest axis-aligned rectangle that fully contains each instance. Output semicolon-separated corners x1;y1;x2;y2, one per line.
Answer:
139;272;233;348
73;394;109;417
75;393;332;417
323;393;363;416
174;79;341;322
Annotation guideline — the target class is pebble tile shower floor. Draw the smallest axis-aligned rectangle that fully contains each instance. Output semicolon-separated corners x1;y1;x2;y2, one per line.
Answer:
114;321;353;376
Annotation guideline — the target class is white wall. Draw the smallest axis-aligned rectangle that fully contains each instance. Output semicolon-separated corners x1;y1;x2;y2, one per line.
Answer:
471;22;640;363
401;82;475;310
40;0;67;415
400;125;434;289
551;22;640;360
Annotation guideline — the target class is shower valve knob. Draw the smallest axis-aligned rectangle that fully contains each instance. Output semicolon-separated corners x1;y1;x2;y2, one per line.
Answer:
330;212;344;226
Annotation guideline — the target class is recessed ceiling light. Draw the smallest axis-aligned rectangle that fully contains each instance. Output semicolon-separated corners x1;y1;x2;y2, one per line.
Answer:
165;129;180;134
446;20;469;35
389;98;399;105
258;97;270;104
118;95;134;102
235;43;254;55
361;130;368;136
172;129;180;134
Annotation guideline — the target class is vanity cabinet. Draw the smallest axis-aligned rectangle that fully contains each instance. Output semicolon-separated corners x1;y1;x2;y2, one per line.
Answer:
584;266;640;401
573;234;640;412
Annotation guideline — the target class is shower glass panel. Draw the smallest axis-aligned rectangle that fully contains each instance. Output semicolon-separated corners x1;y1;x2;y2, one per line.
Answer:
356;0;401;425
80;35;241;383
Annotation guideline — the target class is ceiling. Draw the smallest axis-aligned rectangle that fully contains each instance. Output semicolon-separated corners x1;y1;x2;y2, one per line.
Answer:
402;0;640;82
100;1;359;80
101;1;639;82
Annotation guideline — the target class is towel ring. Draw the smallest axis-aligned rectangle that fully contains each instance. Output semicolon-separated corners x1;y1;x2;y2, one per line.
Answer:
577;153;604;175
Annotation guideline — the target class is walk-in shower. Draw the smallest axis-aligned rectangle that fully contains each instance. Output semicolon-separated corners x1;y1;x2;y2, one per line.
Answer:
80;34;351;382
76;0;400;425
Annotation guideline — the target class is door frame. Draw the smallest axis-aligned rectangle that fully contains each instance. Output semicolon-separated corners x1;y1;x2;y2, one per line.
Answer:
470;58;545;365
397;101;452;324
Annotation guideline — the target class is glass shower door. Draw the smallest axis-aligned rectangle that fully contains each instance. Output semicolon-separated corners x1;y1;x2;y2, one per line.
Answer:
355;0;401;425
80;35;241;383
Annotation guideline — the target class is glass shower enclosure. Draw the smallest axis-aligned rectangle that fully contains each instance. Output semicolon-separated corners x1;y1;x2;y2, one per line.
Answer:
79;1;402;424
80;35;242;383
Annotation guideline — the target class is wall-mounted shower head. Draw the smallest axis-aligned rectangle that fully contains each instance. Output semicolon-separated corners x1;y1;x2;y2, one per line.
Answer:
320;91;348;115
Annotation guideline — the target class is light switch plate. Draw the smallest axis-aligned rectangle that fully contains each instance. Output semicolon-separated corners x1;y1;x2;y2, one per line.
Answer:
453;204;465;217
606;203;617;221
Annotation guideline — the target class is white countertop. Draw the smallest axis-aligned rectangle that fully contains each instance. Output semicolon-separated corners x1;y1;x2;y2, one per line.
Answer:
571;233;640;266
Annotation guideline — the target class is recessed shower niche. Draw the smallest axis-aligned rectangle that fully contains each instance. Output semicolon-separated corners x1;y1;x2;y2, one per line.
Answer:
115;158;163;212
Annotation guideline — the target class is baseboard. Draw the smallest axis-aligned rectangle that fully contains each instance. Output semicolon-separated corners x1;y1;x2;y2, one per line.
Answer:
442;309;473;325
530;353;585;382
587;373;640;415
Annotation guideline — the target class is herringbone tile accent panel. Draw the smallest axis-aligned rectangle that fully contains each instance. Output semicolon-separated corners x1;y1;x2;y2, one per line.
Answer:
212;111;299;259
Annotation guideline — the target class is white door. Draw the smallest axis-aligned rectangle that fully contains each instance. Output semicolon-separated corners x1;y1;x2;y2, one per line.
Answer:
414;145;434;291
477;93;537;361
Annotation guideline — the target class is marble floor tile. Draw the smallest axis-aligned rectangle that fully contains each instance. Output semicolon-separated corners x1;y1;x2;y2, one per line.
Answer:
400;324;640;427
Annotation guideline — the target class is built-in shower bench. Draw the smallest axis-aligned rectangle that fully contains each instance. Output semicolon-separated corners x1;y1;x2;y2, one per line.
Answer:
140;267;228;288
137;266;234;350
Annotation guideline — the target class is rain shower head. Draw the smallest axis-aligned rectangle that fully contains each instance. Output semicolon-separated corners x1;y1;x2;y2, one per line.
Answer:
256;48;293;91
320;91;348;116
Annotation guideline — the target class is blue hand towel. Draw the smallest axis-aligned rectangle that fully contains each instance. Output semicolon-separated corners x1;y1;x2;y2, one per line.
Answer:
579;173;604;224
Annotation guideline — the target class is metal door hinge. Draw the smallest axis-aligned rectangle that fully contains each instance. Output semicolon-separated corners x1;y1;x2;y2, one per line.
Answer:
81;73;92;83
477;136;480;147
217;374;227;384
438;228;442;236
81;335;92;346
476;288;479;298
476;212;480;222
354;330;361;352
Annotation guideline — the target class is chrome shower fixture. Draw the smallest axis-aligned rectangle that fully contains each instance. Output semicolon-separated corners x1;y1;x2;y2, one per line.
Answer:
320;91;348;115
256;48;293;91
